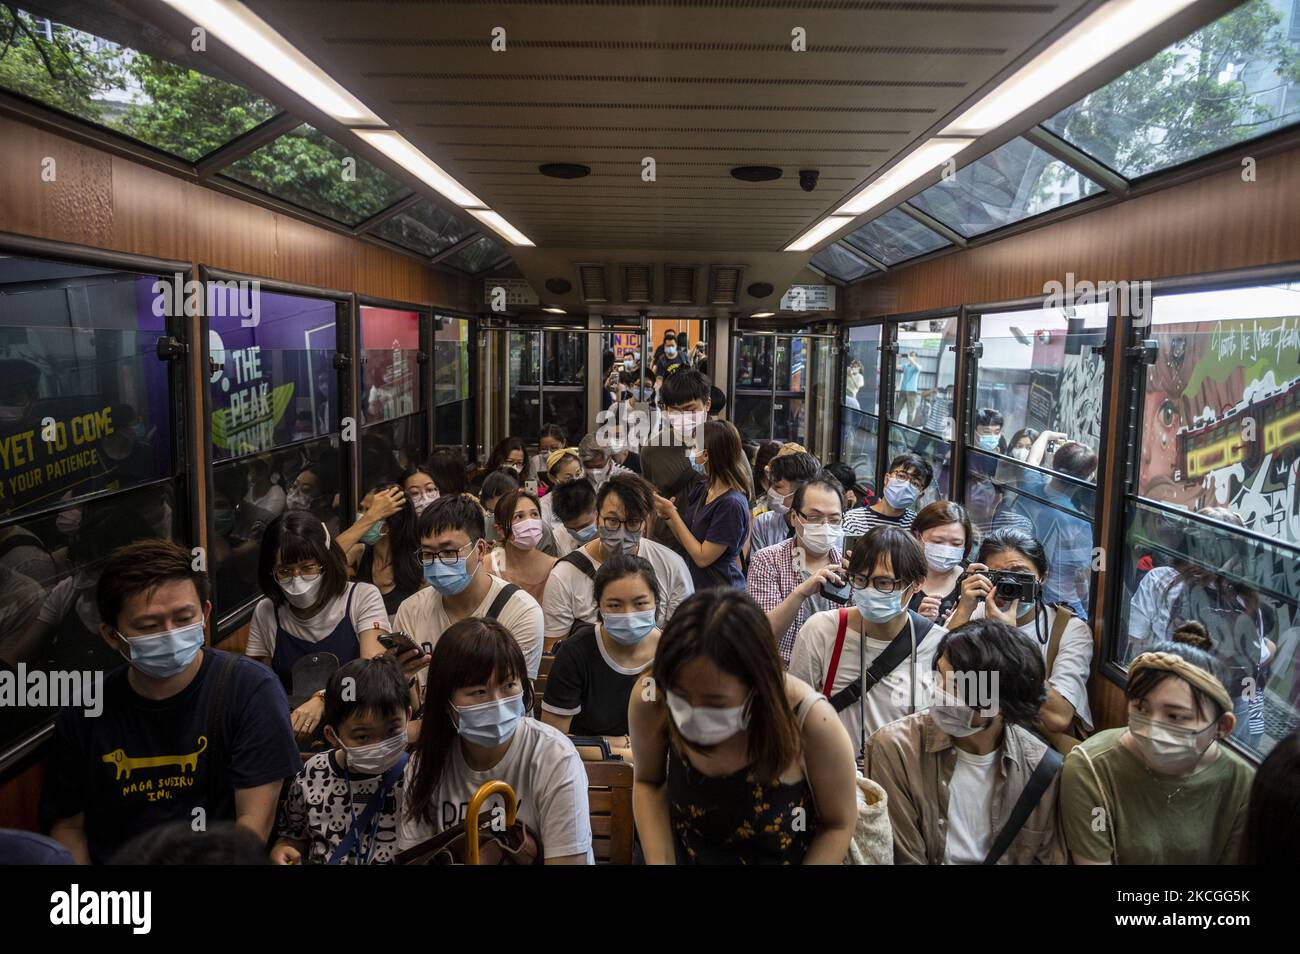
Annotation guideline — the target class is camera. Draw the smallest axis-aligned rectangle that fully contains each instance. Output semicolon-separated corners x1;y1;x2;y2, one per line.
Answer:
987;571;1041;604
799;169;819;192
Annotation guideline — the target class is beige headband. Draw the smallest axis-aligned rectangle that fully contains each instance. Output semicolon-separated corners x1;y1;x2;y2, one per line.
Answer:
547;447;580;472
1129;651;1232;713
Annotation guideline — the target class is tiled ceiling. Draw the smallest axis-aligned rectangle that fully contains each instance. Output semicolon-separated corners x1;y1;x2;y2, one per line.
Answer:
246;0;1094;252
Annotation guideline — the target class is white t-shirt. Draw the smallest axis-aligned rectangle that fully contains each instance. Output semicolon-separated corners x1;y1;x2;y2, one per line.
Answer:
970;602;1094;730
789;609;944;753
943;746;999;865
398;717;593;862
394;573;544;681
246;582;389;660
541;538;694;641
550;524;579;557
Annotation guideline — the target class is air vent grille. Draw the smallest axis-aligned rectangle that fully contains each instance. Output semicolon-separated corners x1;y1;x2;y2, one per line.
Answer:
666;266;696;305
577;264;608;303
708;266;744;306
623;265;653;304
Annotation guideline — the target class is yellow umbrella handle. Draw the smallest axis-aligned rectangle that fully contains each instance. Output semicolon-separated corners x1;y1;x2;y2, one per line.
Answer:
465;780;518;866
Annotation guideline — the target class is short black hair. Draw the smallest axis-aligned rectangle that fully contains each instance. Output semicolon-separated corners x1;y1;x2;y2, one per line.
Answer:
480;468;520;503
976;408;1004;429
596;472;654;523
1242;729;1300;864
824;461;862;495
110;821;272;865
257;510;348;606
791;475;845;515
98;539;210;631
425;451;468;495
419;493;484;542
937;619;1046;727
551;478;596;522
660;368;710;407
847;525;927;584
593;553;661;615
768;451;821;486
1054;441;1098;481
976;527;1049;580
887;451;933;490
322;655;409;731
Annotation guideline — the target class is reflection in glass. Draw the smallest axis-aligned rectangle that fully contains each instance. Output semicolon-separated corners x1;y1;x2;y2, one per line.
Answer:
892;317;957;433
362;414;425;489
810;244;876;282
844;324;882;416
843;208;951;266
840;409;879;497
886;421;951;507
433;316;470;453
373;201;475;257
360;307;421;426
442;235;510;274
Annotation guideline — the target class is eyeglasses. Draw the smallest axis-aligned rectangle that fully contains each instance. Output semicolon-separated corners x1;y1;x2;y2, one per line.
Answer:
886;470;925;490
847;574;909;593
414;539;476;567
600;516;642;532
796;511;843;527
273;561;322;582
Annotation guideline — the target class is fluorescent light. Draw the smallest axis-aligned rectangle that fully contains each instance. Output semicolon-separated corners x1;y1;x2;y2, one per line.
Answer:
354;129;485;209
942;0;1199;136
156;0;382;125
750;312;775;319
468;209;535;247
786;216;854;252
543;306;566;314
835;138;973;217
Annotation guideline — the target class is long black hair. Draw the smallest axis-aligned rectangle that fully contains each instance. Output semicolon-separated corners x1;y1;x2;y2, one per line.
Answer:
363;479;424;597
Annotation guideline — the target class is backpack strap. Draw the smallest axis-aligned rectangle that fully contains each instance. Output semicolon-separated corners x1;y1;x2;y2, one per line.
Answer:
822;609;850;702
558;550;597;580
1045;603;1073;676
203;649;238;800
982;745;1064;865
486;583;522;620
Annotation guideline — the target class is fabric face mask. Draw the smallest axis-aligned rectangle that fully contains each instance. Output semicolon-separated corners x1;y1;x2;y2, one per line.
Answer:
279;572;324;608
853;584;906;624
412;490;440;515
664;346;678;359
357;514;385;547
977;434;1000;452
337;730;407;775
1127;710;1217;775
510;518;543;551
929;690;983;738
585;464;611;486
454;693;526;747
766;487;789;514
117;620;205;679
883;478;919;510
800;522;842;557
424;556;473;596
665;689;751;746
1010;446;1030;462
924;542;964;573
603;609;656;646
598;525;641;556
286;489;314;511
571;522;598;544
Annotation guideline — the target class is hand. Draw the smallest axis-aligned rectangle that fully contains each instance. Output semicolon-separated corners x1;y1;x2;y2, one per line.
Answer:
958;563;991;608
270;843;301;865
290;695;325;738
916;594;942;620
798;563;845;598
394;646;431;678
651;493;677;520
986;590;1020;625
364;486;406;521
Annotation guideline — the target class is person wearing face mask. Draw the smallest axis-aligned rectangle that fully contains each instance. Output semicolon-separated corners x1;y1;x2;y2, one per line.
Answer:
335;482;424;625
479;468;522;543
908;501;972;625
543;474;692;644
482;437;527;488
532;423;568;485
272;657;411;864
842;452;934;536
398;617;593;864
247;513;396;740
541;555;661;759
746;450;820;557
40;540;300;865
400;464;441;519
284;463;341;539
548;478;599;559
1006;427;1039;463
484;489;556;605
1060;622;1254;864
578;432;634;493
844;359;866;411
790;527;945;760
539;448;582;525
628;588;857;864
747;476;847;667
973;408;1006;456
946;528;1094;751
895;351;922;425
864;618;1066;864
652;329;690;390
395;495;544;693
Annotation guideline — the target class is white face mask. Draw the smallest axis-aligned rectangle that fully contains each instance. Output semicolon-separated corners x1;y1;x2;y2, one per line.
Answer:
335;730;407;775
799;522;842;556
278;572;323;608
929;690;984;738
765;487;789;515
412;490;439;515
1127;710;1218;775
923;541;965;573
665;689;751;746
286;489;314;511
1010;446;1030;462
585;463;611;486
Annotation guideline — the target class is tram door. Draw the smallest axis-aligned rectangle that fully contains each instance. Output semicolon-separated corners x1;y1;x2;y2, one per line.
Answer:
503;328;587;444
732;331;836;459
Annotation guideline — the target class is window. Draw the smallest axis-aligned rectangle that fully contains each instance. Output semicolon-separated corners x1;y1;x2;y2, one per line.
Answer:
440;235;510;275
221;124;412;226
372;201;475;258
908;138;1103;237
434;315;471;453
733;335;811;445
886;317;959;505
842;208;951;266
1044;0;1300;180
360;306;425;490
810;244;876;283
841;324;883;495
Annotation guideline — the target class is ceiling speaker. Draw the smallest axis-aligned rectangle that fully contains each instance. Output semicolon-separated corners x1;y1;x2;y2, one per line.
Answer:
747;282;774;298
730;165;782;182
539;163;591;179
544;277;572;294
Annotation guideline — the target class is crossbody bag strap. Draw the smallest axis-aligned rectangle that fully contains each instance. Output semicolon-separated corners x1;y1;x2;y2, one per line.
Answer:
828;615;918;713
486;583;521;620
982;746;1063;865
1045;604;1072;676
328;751;409;865
822;608;850;701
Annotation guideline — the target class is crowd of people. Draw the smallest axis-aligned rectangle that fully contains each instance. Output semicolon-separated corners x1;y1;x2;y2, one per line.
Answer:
6;365;1297;867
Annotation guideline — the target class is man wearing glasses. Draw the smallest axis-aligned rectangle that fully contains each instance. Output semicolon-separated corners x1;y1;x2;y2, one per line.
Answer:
843;452;934;537
393;495;544;691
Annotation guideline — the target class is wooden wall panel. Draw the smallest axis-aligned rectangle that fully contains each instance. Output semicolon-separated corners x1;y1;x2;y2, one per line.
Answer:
842;142;1300;317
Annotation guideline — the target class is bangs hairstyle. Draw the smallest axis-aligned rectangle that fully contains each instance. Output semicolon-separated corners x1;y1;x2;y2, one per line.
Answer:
597;472;654;524
1126;621;1230;721
494;489;542;540
660;368;710;408
911;500;973;552
407;618;533;822
768;451;821;487
322;655;410;732
479;468;520;503
847;525;928;585
653;589;798;782
258;511;348;606
418;493;485;542
97;538;210;631
937;619;1046;727
365;480;424;597
887;452;934;490
593;553;661;618
702;420;752;497
551;478;596;522
976;527;1048;580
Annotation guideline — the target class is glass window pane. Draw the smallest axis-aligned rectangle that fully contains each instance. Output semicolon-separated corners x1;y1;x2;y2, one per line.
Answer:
362;414;425;489
733;394;772;444
964;448;1097;619
543;391;585;448
434;316;470;451
909;138;1103;237
1044;0;1300;180
885;421;951;507
810;244;876;282
972;301;1108;480
373;201;475;257
0;261;175;520
221;123;412;226
0;7;279;162
892;317;957;435
544;331;586;386
840;409;879;499
843;208;951;266
207;285;340;461
360;306;421;425
1136;283;1300;543
844;324;882;416
1116;500;1298;759
735;336;774;390
441;235;509;274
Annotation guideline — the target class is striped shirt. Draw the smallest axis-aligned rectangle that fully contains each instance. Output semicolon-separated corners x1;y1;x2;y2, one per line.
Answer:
843;505;916;536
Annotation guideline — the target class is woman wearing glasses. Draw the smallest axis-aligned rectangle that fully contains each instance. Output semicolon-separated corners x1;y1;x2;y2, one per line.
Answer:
246;511;393;740
789;526;944;760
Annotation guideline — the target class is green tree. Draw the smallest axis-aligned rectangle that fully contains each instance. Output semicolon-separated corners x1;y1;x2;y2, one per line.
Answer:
0;6;127;119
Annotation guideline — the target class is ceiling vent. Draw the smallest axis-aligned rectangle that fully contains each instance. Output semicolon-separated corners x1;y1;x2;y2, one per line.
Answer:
576;264;608;304
622;264;653;304
539;163;591;179
666;265;697;305
544;277;572;295
708;265;745;306
731;165;782;182
747;282;774;299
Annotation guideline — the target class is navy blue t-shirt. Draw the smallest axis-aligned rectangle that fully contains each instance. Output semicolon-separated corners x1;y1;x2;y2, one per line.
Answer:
681;481;750;591
40;648;300;864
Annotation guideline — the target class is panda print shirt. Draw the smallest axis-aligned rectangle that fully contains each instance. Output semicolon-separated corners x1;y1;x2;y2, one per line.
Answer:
277;750;404;864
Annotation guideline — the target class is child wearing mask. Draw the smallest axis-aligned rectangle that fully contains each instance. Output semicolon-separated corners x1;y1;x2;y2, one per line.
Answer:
272;656;411;864
842;452;933;535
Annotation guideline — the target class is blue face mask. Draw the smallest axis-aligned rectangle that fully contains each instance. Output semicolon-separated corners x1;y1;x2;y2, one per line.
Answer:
977;433;1000;452
853;585;906;624
424;556;473;596
603;609;656;646
571;523;598;543
117;620;205;679
357;513;385;547
454;693;526;747
883;478;919;510
688;451;706;475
